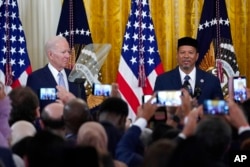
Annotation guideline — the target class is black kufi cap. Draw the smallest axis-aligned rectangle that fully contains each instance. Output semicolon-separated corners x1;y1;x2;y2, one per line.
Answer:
178;37;198;50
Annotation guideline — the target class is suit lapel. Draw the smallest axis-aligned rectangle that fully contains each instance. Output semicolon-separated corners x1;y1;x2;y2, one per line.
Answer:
44;65;58;86
173;67;183;88
195;68;205;90
64;68;77;93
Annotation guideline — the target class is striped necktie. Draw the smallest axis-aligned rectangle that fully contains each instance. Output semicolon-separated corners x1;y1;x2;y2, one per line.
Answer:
58;72;66;88
183;75;192;96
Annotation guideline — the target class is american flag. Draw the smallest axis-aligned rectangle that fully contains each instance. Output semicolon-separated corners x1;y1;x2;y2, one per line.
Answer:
56;0;94;94
0;0;32;92
196;0;239;97
56;0;92;68
116;0;164;120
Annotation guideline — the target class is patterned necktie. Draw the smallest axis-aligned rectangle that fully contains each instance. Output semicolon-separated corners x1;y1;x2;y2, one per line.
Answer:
58;72;66;88
183;75;192;96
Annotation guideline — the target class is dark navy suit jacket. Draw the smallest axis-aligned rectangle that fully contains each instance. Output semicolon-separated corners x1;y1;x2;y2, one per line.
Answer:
26;64;86;111
154;67;223;104
115;125;144;167
0;147;16;167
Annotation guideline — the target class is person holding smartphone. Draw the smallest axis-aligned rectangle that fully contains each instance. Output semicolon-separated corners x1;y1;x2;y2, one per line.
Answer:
154;37;223;105
233;76;248;103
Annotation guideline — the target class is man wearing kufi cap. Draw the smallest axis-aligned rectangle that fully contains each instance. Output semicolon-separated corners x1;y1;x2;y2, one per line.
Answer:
154;36;223;105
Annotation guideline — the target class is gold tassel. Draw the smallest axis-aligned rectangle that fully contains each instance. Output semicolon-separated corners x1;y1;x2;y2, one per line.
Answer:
67;47;76;69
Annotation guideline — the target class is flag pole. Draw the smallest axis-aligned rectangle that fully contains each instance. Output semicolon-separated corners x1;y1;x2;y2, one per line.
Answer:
215;0;223;83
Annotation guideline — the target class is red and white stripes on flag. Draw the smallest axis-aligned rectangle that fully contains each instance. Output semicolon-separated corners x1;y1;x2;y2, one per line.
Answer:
0;0;32;92
116;0;164;120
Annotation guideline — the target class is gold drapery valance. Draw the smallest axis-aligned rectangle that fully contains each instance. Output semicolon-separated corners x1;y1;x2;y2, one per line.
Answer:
83;0;250;85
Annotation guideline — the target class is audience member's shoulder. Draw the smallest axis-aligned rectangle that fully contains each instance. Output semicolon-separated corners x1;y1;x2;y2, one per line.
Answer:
62;146;100;167
31;130;65;146
0;146;16;167
12;136;33;158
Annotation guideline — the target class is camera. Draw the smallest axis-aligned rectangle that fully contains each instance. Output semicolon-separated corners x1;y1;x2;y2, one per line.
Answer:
203;99;229;115
233;76;247;102
40;88;56;100
92;83;112;96
156;90;182;106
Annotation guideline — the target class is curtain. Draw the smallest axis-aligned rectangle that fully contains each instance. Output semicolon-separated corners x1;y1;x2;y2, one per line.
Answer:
17;0;250;85
17;0;61;72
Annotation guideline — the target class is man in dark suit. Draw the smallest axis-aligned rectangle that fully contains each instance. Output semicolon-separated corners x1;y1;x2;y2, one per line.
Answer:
26;36;86;111
154;37;223;105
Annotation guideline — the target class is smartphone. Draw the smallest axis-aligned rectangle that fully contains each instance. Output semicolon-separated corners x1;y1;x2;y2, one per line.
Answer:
40;88;56;100
92;83;112;96
203;99;229;115
141;94;157;104
233;76;247;102
156;90;182;106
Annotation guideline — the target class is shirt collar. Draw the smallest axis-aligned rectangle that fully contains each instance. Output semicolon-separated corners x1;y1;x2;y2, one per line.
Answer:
48;63;66;78
179;67;196;83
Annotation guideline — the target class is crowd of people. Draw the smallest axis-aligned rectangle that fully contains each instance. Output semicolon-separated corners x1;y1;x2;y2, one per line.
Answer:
1;80;250;167
1;36;250;167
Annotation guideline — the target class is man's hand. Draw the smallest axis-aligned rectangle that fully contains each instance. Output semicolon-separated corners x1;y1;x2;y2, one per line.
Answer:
175;88;193;119
136;94;158;121
224;98;249;128
111;83;121;98
56;85;76;104
181;106;201;138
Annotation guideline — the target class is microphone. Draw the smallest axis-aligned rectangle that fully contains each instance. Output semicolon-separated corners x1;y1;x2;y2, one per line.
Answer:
193;86;201;98
182;82;193;97
74;78;86;98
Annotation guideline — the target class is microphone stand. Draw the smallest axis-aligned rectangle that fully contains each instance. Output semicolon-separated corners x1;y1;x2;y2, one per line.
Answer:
74;78;85;98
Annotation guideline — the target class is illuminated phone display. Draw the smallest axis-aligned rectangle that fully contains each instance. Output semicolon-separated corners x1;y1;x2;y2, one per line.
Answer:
92;83;112;96
156;90;182;106
203;100;229;115
233;76;247;102
40;88;56;100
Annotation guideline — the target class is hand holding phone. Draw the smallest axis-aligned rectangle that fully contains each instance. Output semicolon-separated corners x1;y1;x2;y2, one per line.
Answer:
203;99;229;115
156;90;182;106
92;83;112;96
233;76;247;102
141;94;166;128
40;88;57;100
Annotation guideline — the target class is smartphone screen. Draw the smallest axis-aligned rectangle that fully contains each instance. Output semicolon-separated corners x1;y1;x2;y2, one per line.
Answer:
203;99;229;115
92;83;112;96
40;88;56;100
156;90;182;106
233;76;247;102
